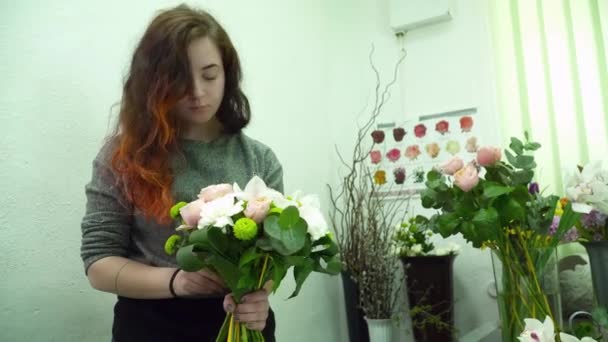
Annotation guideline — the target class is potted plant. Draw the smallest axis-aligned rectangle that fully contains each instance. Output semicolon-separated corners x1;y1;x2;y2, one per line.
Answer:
393;216;459;341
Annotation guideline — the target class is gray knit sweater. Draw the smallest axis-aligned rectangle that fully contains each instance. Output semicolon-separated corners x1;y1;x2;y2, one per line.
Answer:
80;133;283;274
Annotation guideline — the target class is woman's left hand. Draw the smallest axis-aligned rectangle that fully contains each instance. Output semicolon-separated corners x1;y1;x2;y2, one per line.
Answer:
223;280;273;331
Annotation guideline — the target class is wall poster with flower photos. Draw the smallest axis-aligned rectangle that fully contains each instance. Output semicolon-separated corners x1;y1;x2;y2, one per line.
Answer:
369;107;480;197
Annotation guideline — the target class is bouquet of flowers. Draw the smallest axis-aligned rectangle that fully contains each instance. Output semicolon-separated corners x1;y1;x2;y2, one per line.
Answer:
420;134;580;340
164;176;341;342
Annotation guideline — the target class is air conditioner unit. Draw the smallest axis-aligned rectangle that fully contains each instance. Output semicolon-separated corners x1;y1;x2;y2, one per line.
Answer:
388;0;452;33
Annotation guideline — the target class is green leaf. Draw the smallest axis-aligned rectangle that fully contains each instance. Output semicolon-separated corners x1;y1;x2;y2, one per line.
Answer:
505;149;518;167
279;206;300;229
239;247;261;268
511;170;534;185
255;236;274;251
206;254;241;290
289;259;314;298
493;196;525;226
188;229;210;246
510;137;524;155
460;221;478;246
437;213;461;237
264;215;307;255
516;155;536;169
311;235;338;257
236;273;256;290
426;178;443;190
313;256;342;275
176;245;206;272
271;257;288;292
472;207;499;231
207;227;229;254
483;184;515;198
420;188;437;208
524;142;541;151
426;169;442;182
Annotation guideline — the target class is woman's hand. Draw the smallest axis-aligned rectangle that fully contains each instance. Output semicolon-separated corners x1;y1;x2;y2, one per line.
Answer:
223;281;273;331
172;268;228;297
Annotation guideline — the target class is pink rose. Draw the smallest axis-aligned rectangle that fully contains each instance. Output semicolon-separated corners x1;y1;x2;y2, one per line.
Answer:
477;147;502;166
405;145;421;160
370;150;382;164
198;184;233;202
439;157;464;175
454;164;480;192
179;198;205;227
244;198;271;224
386;148;401;162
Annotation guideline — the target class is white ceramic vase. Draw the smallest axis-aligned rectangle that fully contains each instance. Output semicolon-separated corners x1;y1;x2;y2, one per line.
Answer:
365;317;393;342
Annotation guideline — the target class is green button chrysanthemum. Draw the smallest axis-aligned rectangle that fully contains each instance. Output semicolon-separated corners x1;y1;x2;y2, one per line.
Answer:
164;234;182;255
233;218;258;241
169;202;188;219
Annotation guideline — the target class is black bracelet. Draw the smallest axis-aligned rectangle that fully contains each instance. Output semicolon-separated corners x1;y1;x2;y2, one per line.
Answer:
169;268;180;298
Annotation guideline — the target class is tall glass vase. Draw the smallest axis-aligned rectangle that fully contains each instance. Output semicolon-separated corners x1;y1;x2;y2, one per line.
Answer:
491;247;562;341
582;241;608;310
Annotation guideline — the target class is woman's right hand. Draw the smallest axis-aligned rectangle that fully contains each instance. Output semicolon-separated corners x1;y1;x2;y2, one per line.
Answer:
172;268;228;297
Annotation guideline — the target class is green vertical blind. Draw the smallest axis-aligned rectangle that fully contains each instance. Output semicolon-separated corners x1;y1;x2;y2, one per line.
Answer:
488;0;608;194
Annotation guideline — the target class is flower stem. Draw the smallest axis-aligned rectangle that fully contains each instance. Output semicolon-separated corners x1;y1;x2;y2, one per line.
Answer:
228;314;234;342
257;254;270;289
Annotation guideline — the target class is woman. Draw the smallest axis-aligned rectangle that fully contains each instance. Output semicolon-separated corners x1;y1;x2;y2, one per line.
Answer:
80;4;281;341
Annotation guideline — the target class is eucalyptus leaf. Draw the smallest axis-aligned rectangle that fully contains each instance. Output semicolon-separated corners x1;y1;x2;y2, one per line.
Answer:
510;137;524;155
279;206;300;229
176;245;206;272
264;215;307;255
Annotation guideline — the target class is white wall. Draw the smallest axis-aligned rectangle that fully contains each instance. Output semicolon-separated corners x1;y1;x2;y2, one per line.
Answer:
1;0;505;341
0;1;343;341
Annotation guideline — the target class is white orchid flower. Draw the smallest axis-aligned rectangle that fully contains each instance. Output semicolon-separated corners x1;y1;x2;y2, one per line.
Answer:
198;193;244;229
566;161;608;214
233;176;283;202
274;191;329;241
518;316;555;342
518;316;598;342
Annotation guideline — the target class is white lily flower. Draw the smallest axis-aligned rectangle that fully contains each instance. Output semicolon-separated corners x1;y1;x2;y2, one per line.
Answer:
198;193;244;229
518;316;555;342
233;176;283;202
565;161;608;214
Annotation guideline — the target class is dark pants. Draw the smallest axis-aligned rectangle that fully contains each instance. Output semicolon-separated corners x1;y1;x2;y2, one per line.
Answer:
111;296;276;342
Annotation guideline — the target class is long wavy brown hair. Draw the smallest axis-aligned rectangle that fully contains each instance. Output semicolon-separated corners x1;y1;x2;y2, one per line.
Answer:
110;4;250;224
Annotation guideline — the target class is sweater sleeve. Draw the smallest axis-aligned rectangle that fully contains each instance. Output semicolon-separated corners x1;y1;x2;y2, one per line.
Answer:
80;146;133;274
263;148;284;194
